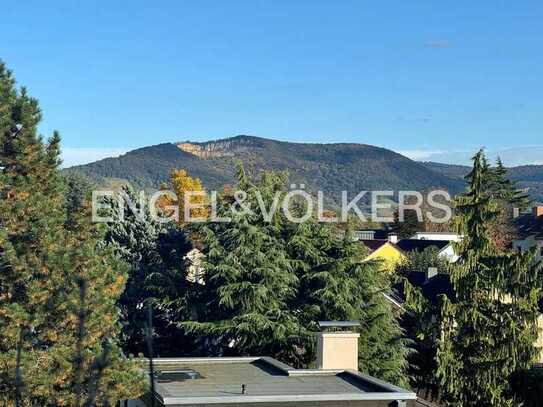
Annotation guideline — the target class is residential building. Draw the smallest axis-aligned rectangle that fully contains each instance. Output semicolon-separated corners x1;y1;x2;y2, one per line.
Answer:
513;206;543;262
354;229;392;241
512;206;543;361
125;322;417;407
361;234;405;273
394;269;543;365
360;232;459;272
396;239;458;263
394;269;455;308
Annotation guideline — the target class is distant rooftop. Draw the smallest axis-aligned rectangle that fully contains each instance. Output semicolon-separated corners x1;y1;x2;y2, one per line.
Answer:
396;239;450;253
354;229;391;240
514;212;543;240
136;357;416;406
359;239;389;253
394;271;456;306
360;238;451;255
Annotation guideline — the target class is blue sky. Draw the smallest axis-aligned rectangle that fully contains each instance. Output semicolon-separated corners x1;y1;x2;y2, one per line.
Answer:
2;1;542;166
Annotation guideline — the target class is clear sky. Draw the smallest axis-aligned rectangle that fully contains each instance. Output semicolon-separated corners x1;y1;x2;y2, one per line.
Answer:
2;1;542;166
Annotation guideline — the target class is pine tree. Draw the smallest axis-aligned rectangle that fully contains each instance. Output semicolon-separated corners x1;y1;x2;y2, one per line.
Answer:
0;61;144;404
486;157;531;250
63;171;95;219
491;157;530;210
436;150;543;406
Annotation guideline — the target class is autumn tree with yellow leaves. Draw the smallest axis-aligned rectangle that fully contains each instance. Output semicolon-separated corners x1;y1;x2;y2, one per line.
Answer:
165;169;209;224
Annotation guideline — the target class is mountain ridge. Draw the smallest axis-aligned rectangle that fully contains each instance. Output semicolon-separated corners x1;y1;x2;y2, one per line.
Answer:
64;135;541;203
421;161;543;202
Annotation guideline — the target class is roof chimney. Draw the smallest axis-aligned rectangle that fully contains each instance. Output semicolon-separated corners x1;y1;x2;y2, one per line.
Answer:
533;206;543;218
316;321;360;371
426;267;438;280
388;233;398;244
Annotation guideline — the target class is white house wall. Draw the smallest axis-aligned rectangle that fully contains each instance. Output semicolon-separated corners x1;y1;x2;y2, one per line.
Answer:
438;245;459;263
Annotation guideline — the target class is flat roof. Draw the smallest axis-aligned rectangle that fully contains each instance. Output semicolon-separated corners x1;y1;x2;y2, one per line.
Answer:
139;357;416;405
318;321;360;328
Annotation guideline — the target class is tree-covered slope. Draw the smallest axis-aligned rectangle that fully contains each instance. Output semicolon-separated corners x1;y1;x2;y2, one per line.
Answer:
422;161;543;203
65;135;465;197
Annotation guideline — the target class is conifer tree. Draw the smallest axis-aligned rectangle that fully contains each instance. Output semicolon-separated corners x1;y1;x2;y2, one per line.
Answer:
486;157;531;250
437;150;543;406
491;157;530;210
184;167;303;362
102;185;193;356
288;221;410;386
185;164;410;384
0;61;144;404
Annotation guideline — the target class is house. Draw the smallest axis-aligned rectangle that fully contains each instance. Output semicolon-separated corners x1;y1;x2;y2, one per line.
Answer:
361;233;459;273
513;206;543;262
396;239;459;263
394;269;455;308
354;229;393;241
361;234;405;273
125;322;417;407
393;269;543;365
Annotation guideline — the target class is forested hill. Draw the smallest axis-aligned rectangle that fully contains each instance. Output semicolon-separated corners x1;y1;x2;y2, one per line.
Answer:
65;135;465;197
422;161;543;202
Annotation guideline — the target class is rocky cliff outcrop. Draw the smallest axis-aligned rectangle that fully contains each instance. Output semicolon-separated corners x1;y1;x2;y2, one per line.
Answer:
177;137;261;159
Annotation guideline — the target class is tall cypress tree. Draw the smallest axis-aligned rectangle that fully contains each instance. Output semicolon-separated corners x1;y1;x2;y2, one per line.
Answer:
0;61;144;404
437;150;543;406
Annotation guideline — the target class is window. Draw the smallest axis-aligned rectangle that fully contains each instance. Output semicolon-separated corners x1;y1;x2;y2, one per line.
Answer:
155;369;203;383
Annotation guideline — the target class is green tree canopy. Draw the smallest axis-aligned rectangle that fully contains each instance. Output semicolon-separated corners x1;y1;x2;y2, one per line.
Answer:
396;246;449;276
0;61;144;405
181;165;410;386
102;185;194;356
437;150;543;406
